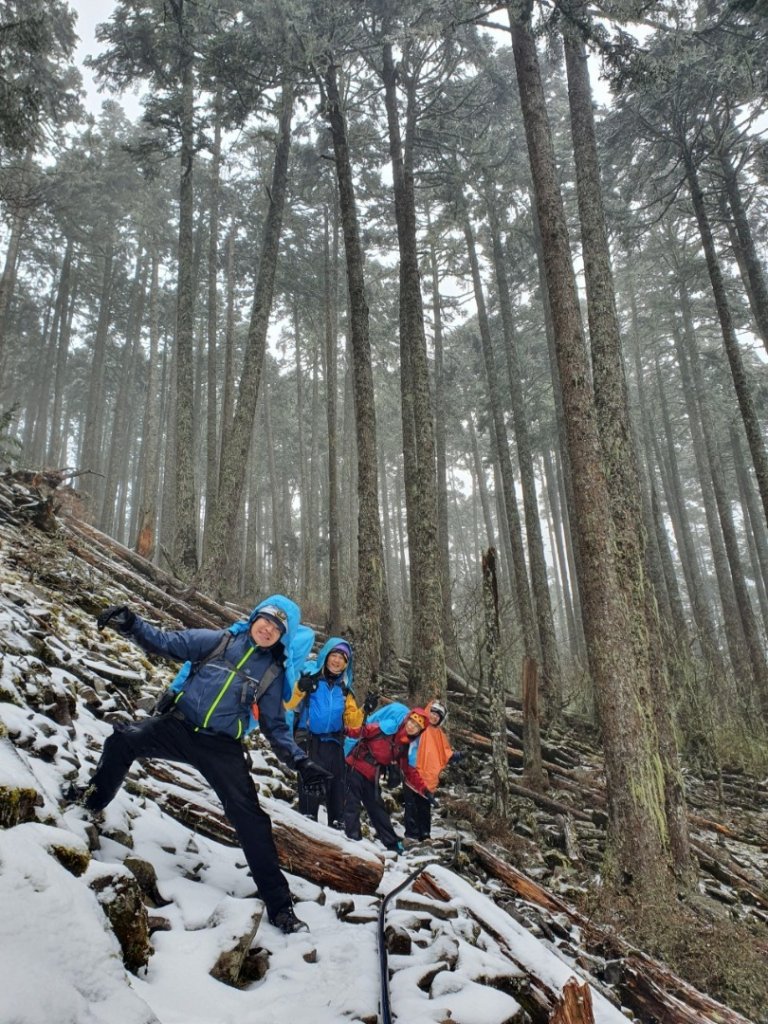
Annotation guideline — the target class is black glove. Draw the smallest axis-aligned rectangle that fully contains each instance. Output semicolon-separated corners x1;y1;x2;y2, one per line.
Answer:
382;764;402;788
97;605;135;634
449;750;465;765
363;691;379;715
424;790;438;806
153;689;176;716
297;675;318;695
296;758;333;795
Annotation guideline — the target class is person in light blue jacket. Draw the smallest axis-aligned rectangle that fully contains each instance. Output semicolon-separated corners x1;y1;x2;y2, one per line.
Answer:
75;595;332;934
284;637;369;828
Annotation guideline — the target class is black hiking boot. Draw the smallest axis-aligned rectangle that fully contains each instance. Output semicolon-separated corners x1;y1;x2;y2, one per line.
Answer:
269;906;309;934
61;782;104;824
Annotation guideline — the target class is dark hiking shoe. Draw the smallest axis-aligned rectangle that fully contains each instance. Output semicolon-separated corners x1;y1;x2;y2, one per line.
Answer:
61;783;104;825
269;906;309;934
61;782;100;808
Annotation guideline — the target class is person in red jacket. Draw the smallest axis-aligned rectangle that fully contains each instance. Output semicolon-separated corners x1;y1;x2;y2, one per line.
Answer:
343;707;432;852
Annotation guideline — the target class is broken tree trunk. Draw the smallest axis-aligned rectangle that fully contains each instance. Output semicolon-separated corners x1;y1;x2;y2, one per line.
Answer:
549;978;594;1024
522;655;545;792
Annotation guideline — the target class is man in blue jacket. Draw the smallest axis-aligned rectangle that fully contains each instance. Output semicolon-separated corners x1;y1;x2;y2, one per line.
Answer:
77;594;331;934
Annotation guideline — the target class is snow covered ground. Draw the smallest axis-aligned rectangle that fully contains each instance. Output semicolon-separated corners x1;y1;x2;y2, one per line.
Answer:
0;517;633;1024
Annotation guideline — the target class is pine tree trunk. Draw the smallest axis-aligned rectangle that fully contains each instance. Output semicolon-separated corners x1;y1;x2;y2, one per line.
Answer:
563;20;690;874
134;250;163;560
321;60;383;689
219;225;237;464
681;308;768;712
172;52;199;576
487;196;563;722
730;419;768;630
307;335;320;606
530;194;586;662
681;141;768;529
324;204;342;633
510;7;673;889
198;80;294;596
673;287;751;685
716;136;768;353
0;151;32;379
483;548;510;817
541;445;580;661
80;238;115;511
381;39;446;700
464;212;537;658
652;354;729;680
732;422;768;634
47;242;77;468
427;226;460;674
468;415;496;549
101;252;146;537
203;94;223;558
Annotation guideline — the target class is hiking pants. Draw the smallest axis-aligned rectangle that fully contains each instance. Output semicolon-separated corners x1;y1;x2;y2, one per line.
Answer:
86;714;293;918
297;733;344;826
343;766;399;850
403;785;431;840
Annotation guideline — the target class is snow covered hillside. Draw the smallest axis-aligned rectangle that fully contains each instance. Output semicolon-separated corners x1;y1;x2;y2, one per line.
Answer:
0;473;763;1024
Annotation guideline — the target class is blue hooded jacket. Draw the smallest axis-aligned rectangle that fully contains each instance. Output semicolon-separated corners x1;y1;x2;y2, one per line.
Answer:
126;594;312;765
286;636;357;738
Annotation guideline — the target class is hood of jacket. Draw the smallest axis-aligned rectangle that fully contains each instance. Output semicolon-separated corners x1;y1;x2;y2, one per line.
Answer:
303;635;354;691
246;594;305;686
395;705;429;744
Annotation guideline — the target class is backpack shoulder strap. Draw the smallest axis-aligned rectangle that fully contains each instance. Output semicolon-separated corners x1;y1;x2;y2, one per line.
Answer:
193;632;231;673
253;659;282;705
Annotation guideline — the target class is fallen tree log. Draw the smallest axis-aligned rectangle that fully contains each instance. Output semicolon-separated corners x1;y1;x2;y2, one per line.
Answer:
132;765;385;896
469;842;755;1024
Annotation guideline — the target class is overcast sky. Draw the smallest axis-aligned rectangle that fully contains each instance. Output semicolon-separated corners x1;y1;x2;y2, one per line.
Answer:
72;0;144;118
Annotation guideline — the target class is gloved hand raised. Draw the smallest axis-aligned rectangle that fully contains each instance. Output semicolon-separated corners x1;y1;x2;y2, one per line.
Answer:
363;691;379;715
297;675;318;695
96;605;136;634
296;758;333;795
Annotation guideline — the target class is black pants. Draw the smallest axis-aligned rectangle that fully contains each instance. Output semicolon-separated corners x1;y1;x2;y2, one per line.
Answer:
86;714;292;919
297;733;344;825
403;784;431;839
343;766;399;850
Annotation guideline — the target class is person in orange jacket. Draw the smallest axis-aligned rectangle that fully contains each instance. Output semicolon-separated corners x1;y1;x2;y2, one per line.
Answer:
403;699;463;844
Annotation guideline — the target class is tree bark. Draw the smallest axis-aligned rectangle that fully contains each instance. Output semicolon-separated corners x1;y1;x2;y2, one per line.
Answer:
172;49;199;576
463;211;537;663
427;223;460;675
483;548;509;817
202;92;223;559
79;237;115;510
198;80;294;596
509;6;673;889
681;139;768;530
134;250;163;561
320;59;383;690
487;195;563;722
324;203;342;633
563;18;690;875
716;134;768;354
381;37;446;700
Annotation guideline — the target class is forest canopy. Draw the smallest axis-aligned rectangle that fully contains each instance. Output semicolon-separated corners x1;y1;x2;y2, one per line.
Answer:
1;0;768;897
